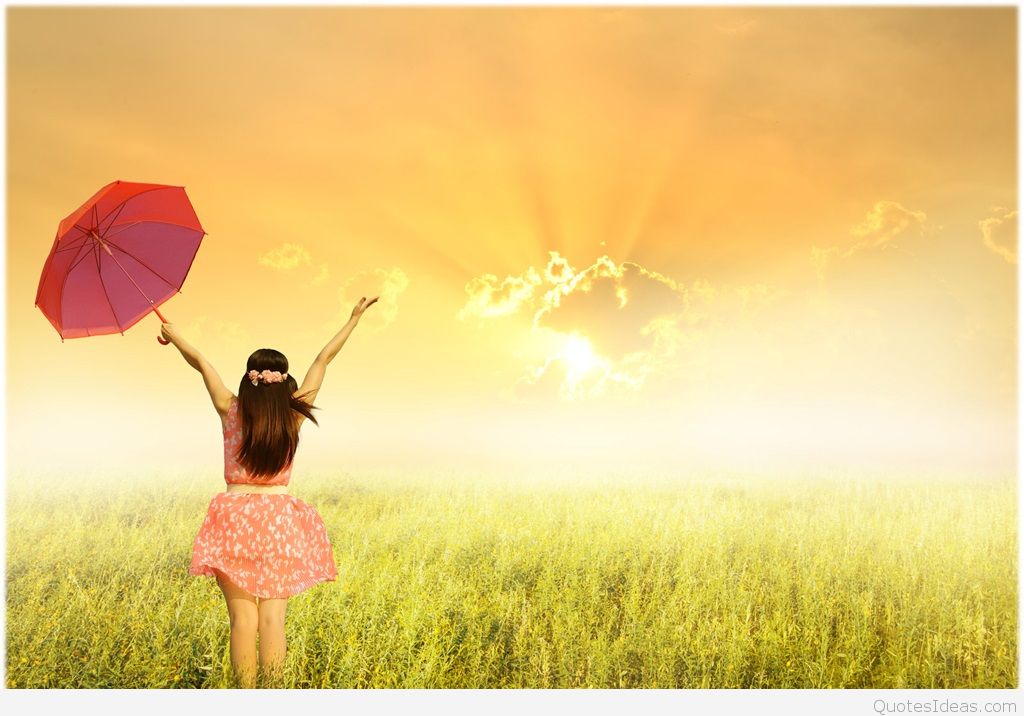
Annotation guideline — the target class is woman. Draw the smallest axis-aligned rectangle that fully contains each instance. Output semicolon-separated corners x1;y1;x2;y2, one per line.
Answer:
161;295;378;688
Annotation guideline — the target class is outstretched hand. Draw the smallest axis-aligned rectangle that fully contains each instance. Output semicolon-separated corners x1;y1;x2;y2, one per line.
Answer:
351;296;379;320
160;322;180;344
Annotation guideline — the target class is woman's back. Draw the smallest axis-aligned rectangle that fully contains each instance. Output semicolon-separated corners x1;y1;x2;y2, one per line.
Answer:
223;395;292;486
185;298;377;685
192;387;335;602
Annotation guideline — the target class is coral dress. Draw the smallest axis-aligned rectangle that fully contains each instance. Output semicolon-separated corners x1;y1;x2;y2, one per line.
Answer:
188;395;338;598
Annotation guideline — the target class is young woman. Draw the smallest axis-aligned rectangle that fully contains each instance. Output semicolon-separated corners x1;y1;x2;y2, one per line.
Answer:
161;295;379;688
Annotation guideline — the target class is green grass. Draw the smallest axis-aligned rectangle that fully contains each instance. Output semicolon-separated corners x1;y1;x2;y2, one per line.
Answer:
5;468;1017;688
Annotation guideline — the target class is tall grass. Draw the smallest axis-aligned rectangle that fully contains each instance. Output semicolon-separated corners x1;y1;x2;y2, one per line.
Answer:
5;468;1016;688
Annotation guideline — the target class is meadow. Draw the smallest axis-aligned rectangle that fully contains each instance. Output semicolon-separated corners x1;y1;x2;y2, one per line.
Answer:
4;467;1017;688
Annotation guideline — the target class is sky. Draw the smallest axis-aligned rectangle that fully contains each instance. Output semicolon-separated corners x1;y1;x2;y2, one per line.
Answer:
5;5;1017;480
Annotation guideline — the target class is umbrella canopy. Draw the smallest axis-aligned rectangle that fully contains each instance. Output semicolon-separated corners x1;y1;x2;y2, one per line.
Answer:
34;180;206;341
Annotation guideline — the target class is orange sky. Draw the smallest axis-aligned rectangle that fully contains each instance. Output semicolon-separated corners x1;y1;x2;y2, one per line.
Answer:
5;6;1017;480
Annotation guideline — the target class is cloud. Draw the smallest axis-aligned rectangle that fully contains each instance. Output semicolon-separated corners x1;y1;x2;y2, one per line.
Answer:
257;242;330;286
333;266;409;332
979;208;1017;264
529;255;687;361
848;200;929;249
811;200;930;278
460;251;780;400
257;242;311;270
456;266;542;320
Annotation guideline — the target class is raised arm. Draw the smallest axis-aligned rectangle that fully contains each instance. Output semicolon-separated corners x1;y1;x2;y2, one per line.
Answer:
295;296;379;405
160;322;234;416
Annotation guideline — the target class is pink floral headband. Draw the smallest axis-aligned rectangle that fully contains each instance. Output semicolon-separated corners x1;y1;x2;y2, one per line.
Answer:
247;369;288;386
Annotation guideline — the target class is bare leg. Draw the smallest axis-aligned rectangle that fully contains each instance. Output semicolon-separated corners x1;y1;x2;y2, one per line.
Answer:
215;569;259;688
257;596;289;686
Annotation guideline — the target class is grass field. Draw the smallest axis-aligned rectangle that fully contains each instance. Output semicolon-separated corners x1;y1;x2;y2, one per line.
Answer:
4;467;1017;688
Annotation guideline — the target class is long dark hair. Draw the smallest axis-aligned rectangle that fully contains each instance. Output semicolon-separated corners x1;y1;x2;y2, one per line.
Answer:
235;348;319;479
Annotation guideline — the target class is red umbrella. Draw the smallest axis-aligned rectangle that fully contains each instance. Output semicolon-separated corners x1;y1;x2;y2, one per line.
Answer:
34;180;206;344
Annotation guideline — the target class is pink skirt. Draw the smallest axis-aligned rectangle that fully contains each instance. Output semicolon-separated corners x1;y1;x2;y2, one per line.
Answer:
188;492;338;599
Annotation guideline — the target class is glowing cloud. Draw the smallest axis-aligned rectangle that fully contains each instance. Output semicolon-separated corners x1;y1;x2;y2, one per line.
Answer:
456;266;543;320
257;242;330;286
462;252;779;400
811;200;930;277
979;208;1017;264
258;242;311;270
333;266;410;332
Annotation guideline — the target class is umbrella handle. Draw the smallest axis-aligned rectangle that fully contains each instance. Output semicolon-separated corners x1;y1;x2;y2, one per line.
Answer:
153;305;171;345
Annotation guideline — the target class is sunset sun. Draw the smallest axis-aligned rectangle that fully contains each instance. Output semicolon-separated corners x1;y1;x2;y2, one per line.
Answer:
560;334;600;377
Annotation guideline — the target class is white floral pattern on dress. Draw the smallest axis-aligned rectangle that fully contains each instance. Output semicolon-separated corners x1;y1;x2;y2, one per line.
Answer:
188;396;337;598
